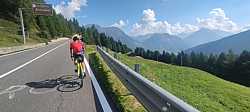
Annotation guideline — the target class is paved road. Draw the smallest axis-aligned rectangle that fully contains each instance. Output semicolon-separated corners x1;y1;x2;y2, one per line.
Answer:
0;41;97;112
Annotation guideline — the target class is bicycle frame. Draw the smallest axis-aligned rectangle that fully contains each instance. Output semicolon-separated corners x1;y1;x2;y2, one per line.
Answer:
76;60;84;77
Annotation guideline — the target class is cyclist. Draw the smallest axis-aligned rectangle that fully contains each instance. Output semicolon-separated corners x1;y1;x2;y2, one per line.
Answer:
78;33;84;42
70;35;85;78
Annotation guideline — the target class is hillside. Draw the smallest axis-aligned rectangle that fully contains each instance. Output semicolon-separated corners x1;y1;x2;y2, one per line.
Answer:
0;19;45;47
112;52;250;112
86;24;139;48
184;29;225;48
186;29;250;54
0;0;80;47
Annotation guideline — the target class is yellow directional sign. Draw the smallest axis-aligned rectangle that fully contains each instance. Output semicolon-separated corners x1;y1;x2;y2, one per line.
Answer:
32;3;53;16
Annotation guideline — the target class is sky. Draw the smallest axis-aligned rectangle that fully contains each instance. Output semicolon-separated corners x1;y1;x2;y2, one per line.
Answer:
45;0;250;36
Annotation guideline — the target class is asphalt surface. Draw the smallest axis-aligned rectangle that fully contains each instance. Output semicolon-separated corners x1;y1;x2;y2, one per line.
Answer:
0;41;97;112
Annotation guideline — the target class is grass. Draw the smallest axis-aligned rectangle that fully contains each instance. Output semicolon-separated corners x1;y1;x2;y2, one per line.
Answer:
0;19;47;48
108;52;250;112
86;45;146;112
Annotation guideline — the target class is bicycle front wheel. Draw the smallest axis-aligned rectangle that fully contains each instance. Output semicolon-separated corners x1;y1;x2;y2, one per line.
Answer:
59;75;79;82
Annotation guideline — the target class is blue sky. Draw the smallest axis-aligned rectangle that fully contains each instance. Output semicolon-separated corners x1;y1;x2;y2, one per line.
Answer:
45;0;250;36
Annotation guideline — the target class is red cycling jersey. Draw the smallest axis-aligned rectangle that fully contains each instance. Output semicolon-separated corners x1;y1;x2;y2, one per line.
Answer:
70;40;85;54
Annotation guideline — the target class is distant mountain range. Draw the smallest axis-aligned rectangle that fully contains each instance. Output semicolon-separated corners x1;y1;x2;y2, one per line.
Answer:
131;34;152;42
133;29;232;52
140;33;188;52
183;28;232;48
86;24;249;54
86;25;188;52
185;30;250;54
86;24;139;48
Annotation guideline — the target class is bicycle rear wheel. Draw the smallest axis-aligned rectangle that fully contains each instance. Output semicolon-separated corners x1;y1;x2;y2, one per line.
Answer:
57;82;81;92
57;75;83;92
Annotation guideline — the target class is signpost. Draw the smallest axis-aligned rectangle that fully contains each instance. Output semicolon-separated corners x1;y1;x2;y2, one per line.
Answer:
19;8;26;44
19;3;52;44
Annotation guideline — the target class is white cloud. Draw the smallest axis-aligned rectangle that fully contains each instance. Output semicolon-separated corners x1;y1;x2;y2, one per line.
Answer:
142;9;156;23
197;8;241;33
111;20;127;29
54;0;87;19
130;9;199;36
242;24;250;32
130;8;245;36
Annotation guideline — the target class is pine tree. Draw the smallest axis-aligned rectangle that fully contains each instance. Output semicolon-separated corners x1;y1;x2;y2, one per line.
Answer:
216;53;227;77
207;54;217;73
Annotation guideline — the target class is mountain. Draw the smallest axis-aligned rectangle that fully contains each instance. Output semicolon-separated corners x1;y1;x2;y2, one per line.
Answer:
183;29;232;48
131;34;152;42
185;30;250;54
213;30;233;37
177;32;192;39
141;33;188;52
86;24;138;48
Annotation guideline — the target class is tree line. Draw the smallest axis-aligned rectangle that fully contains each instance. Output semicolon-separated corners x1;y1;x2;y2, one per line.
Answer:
81;25;131;53
1;0;82;40
0;0;132;52
132;47;250;87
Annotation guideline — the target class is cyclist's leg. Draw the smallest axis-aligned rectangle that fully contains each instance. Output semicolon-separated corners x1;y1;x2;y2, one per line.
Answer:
73;54;78;73
81;54;85;73
79;54;85;77
73;54;77;65
75;54;83;79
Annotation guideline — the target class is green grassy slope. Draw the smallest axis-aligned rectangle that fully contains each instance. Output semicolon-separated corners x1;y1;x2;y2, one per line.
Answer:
0;19;47;47
86;45;146;112
112;53;250;112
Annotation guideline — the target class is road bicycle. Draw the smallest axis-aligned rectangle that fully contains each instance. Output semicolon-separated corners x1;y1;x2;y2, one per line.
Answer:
57;75;83;92
74;55;85;79
27;75;83;92
0;75;83;99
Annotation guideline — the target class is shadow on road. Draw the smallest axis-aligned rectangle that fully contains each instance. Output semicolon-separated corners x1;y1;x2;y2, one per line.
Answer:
26;75;83;92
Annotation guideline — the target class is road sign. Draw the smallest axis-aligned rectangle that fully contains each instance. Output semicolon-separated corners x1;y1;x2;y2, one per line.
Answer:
32;3;53;16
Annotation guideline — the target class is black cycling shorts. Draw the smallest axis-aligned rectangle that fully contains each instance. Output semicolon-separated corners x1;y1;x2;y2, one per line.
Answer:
73;53;84;63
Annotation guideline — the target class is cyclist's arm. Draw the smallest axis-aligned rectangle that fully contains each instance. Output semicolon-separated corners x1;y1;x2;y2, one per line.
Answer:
82;42;85;52
70;42;73;57
70;48;73;56
83;43;85;52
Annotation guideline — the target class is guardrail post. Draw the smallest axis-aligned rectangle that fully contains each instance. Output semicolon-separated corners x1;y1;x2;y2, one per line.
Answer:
113;53;118;59
105;48;109;53
134;64;140;73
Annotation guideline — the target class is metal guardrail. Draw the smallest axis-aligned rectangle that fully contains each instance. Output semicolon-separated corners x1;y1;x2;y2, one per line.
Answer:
97;46;199;112
84;56;113;112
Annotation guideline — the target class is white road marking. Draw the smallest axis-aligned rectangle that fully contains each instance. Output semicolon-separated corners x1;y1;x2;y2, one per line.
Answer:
29;88;57;95
0;42;67;79
0;48;33;58
0;41;65;58
0;84;58;99
0;85;27;99
84;56;113;111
